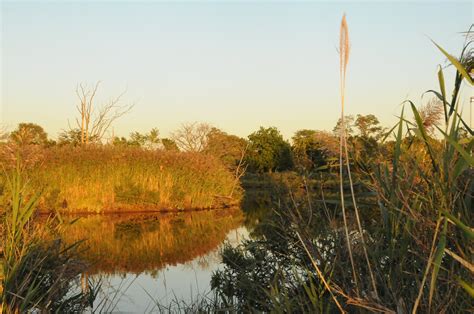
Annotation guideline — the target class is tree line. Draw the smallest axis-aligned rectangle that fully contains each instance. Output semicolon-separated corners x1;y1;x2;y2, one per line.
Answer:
2;112;389;175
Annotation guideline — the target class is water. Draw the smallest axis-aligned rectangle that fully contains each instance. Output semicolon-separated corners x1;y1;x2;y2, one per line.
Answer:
39;208;250;312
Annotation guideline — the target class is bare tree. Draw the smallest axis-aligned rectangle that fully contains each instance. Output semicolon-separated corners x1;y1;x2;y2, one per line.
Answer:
170;122;212;152
229;142;249;198
73;82;134;145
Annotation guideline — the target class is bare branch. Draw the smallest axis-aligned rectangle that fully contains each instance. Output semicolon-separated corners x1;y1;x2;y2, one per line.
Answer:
72;82;133;145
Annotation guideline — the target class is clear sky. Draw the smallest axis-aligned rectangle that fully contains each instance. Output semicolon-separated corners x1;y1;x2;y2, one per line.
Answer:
1;1;472;140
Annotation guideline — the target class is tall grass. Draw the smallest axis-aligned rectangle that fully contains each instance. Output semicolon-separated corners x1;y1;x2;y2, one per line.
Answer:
209;21;473;313
1;151;96;313
1;145;241;213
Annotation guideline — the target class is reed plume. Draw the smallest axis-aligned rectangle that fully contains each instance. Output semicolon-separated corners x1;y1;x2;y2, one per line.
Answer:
419;98;444;134
338;14;379;299
338;13;359;296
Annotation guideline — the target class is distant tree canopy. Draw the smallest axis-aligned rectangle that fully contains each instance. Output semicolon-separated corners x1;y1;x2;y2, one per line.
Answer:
10;123;49;146
112;128;167;150
58;128;99;146
354;114;384;139
333;114;385;160
292;129;338;172
246;127;293;173
333;114;384;140
204;128;248;171
161;138;179;151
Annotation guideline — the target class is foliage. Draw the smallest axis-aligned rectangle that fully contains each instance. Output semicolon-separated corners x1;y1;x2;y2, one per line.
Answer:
113;128;162;149
210;28;474;313
161;138;179;151
58;128;99;146
292;129;338;172
204;127;248;171
0;145;241;213
1;154;95;313
9;123;49;146
246;127;293;173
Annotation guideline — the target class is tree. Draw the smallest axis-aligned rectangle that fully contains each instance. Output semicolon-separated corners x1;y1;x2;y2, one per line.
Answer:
161;138;179;151
204;128;249;196
9;123;49;146
171;122;212;152
127;128;161;149
354;114;384;139
204;128;248;169
73;82;134;145
333;115;355;137
292;129;338;171
58;128;99;146
246;127;293;173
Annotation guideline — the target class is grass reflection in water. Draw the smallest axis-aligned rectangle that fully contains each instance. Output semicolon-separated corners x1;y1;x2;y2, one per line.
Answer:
40;208;244;276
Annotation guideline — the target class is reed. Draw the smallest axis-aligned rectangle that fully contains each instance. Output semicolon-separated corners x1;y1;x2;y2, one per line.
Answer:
1;145;241;213
209;21;473;313
1;153;95;313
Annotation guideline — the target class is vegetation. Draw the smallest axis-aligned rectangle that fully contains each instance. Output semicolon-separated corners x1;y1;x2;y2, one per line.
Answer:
1;154;95;313
0;145;240;213
1;13;472;314
209;19;473;313
246;126;293;173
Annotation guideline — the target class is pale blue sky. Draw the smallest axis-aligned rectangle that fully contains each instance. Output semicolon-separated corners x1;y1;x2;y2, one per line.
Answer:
1;1;472;140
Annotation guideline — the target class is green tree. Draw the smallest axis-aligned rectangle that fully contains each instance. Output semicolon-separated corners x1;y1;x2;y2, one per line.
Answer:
246;127;293;173
354;114;383;139
113;128;161;149
292;129;337;171
58;128;99;146
10;123;49;146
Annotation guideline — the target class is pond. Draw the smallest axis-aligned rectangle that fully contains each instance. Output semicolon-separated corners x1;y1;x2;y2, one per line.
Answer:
39;208;253;312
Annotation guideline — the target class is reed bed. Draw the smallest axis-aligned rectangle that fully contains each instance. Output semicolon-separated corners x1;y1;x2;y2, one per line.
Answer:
1;145;240;213
208;18;473;313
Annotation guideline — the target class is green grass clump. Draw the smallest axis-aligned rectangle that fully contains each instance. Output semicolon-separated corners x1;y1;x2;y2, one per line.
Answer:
1;157;96;313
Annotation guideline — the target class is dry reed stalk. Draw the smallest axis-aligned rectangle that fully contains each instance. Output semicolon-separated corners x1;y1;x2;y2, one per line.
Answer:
296;232;346;313
338;14;379;299
338;13;359;296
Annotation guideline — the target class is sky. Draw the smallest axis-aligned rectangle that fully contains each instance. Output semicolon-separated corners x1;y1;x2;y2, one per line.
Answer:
1;0;473;140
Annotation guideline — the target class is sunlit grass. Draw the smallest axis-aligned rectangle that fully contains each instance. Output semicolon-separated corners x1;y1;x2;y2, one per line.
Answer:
1;145;241;213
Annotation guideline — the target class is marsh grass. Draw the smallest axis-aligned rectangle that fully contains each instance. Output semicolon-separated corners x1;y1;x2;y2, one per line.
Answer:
1;155;96;313
1;145;240;213
208;21;473;314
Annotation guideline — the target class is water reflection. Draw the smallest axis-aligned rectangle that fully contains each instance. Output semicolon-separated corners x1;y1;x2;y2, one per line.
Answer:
43;208;244;275
37;208;247;311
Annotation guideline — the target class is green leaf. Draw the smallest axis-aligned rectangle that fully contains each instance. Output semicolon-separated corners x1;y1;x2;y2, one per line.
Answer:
456;278;474;298
432;40;473;85
440;209;474;240
429;219;447;308
410;102;438;172
436;126;474;166
438;66;448;123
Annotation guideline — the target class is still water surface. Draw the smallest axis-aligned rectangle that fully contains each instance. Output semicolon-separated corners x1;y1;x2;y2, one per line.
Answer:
42;208;251;312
